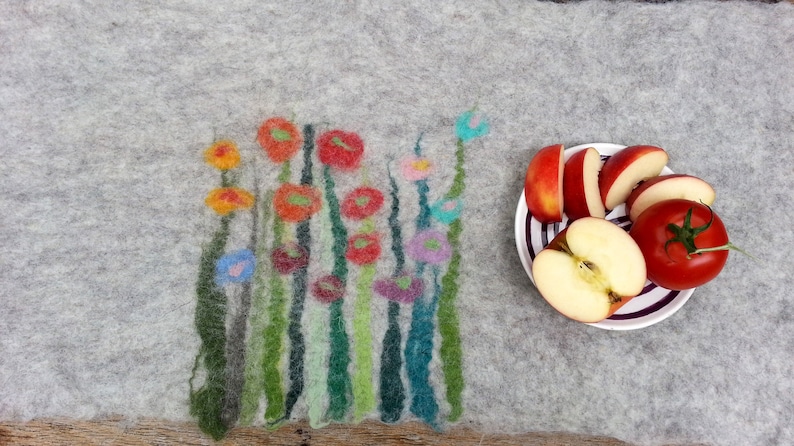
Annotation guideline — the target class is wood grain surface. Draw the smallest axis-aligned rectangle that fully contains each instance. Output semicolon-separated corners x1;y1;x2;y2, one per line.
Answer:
0;418;642;446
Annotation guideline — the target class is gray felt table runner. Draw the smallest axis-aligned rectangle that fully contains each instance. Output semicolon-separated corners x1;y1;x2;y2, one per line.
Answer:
1;1;793;445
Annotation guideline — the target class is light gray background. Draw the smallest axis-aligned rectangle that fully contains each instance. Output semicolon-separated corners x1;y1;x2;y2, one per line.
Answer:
1;1;792;445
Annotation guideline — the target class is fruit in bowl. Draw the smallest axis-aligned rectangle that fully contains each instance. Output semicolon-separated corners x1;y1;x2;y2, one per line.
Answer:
521;142;745;325
597;145;669;211
523;144;564;223
531;217;647;323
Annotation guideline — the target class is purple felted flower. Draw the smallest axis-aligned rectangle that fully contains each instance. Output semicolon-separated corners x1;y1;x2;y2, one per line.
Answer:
406;229;452;264
373;274;424;304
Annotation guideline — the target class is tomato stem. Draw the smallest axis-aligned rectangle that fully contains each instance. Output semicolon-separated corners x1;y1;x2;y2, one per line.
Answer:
664;204;754;261
687;241;755;260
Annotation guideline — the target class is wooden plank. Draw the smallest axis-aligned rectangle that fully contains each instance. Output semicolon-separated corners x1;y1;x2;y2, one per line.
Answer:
0;418;637;445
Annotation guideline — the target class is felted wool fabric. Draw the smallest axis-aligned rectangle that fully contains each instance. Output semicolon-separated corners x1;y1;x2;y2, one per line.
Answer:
1;1;792;445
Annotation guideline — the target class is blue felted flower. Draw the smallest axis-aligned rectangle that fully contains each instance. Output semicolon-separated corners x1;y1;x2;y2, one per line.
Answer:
454;110;489;142
215;249;256;286
430;198;463;225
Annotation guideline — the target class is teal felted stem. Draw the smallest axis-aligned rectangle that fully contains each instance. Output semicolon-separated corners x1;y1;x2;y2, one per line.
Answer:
326;298;352;421
239;191;274;425
404;134;438;427
323;164;348;280
283;221;308;420
438;218;464;421
284;124;314;419
410;136;432;232
190;214;232;440
386;165;405;273
322;163;352;421
378;165;406;423
379;301;404;423
405;264;440;428
415;179;431;231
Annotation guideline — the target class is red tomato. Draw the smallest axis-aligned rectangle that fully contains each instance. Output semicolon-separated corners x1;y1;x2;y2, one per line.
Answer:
628;199;732;290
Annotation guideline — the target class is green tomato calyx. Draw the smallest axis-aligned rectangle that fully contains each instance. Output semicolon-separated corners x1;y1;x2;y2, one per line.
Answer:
664;204;751;260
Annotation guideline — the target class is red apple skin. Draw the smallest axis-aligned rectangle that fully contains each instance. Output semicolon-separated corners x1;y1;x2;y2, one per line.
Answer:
625;174;716;222
563;147;605;221
524;144;564;223
598;145;668;210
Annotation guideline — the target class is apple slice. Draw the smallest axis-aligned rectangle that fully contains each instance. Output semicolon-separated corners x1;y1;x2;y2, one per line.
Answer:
563;147;605;221
625;174;716;222
598;145;668;210
524;144;564;223
532;217;647;323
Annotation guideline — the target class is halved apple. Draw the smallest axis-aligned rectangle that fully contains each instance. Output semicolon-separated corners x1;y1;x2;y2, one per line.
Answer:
598;145;668;210
625;174;716;222
532;217;647;323
524;144;564;223
563;147;605;221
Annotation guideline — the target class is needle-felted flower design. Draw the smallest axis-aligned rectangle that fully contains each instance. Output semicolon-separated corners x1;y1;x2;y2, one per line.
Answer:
312;274;346;304
373;274;424;304
406;229;452;264
341;187;385;220
205;187;255;215
271;242;310;275
274;183;322;222
204;140;241;170
191;111;482;439
317;129;365;171
346;233;382;266
454;110;489;143
215;249;256;286
257;117;303;163
400;156;434;182
430;198;463;225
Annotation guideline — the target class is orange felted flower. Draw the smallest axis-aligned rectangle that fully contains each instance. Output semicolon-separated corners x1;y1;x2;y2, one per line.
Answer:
204;140;241;170
274;183;322;222
257;117;303;163
205;187;255;215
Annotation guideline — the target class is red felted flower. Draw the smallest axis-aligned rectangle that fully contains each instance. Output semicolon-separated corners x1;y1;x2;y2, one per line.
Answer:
257;117;303;164
317;129;364;171
341;187;385;220
345;233;381;266
271;242;309;275
273;183;322;223
312;274;345;303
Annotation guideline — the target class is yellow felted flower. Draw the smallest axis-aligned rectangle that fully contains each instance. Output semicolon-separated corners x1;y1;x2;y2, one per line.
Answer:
205;187;255;215
204;140;241;170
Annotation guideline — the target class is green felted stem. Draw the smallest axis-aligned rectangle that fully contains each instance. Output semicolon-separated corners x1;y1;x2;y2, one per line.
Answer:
190;214;232;441
438;218;464;421
352;263;377;421
438;137;467;421
239;191;274;425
